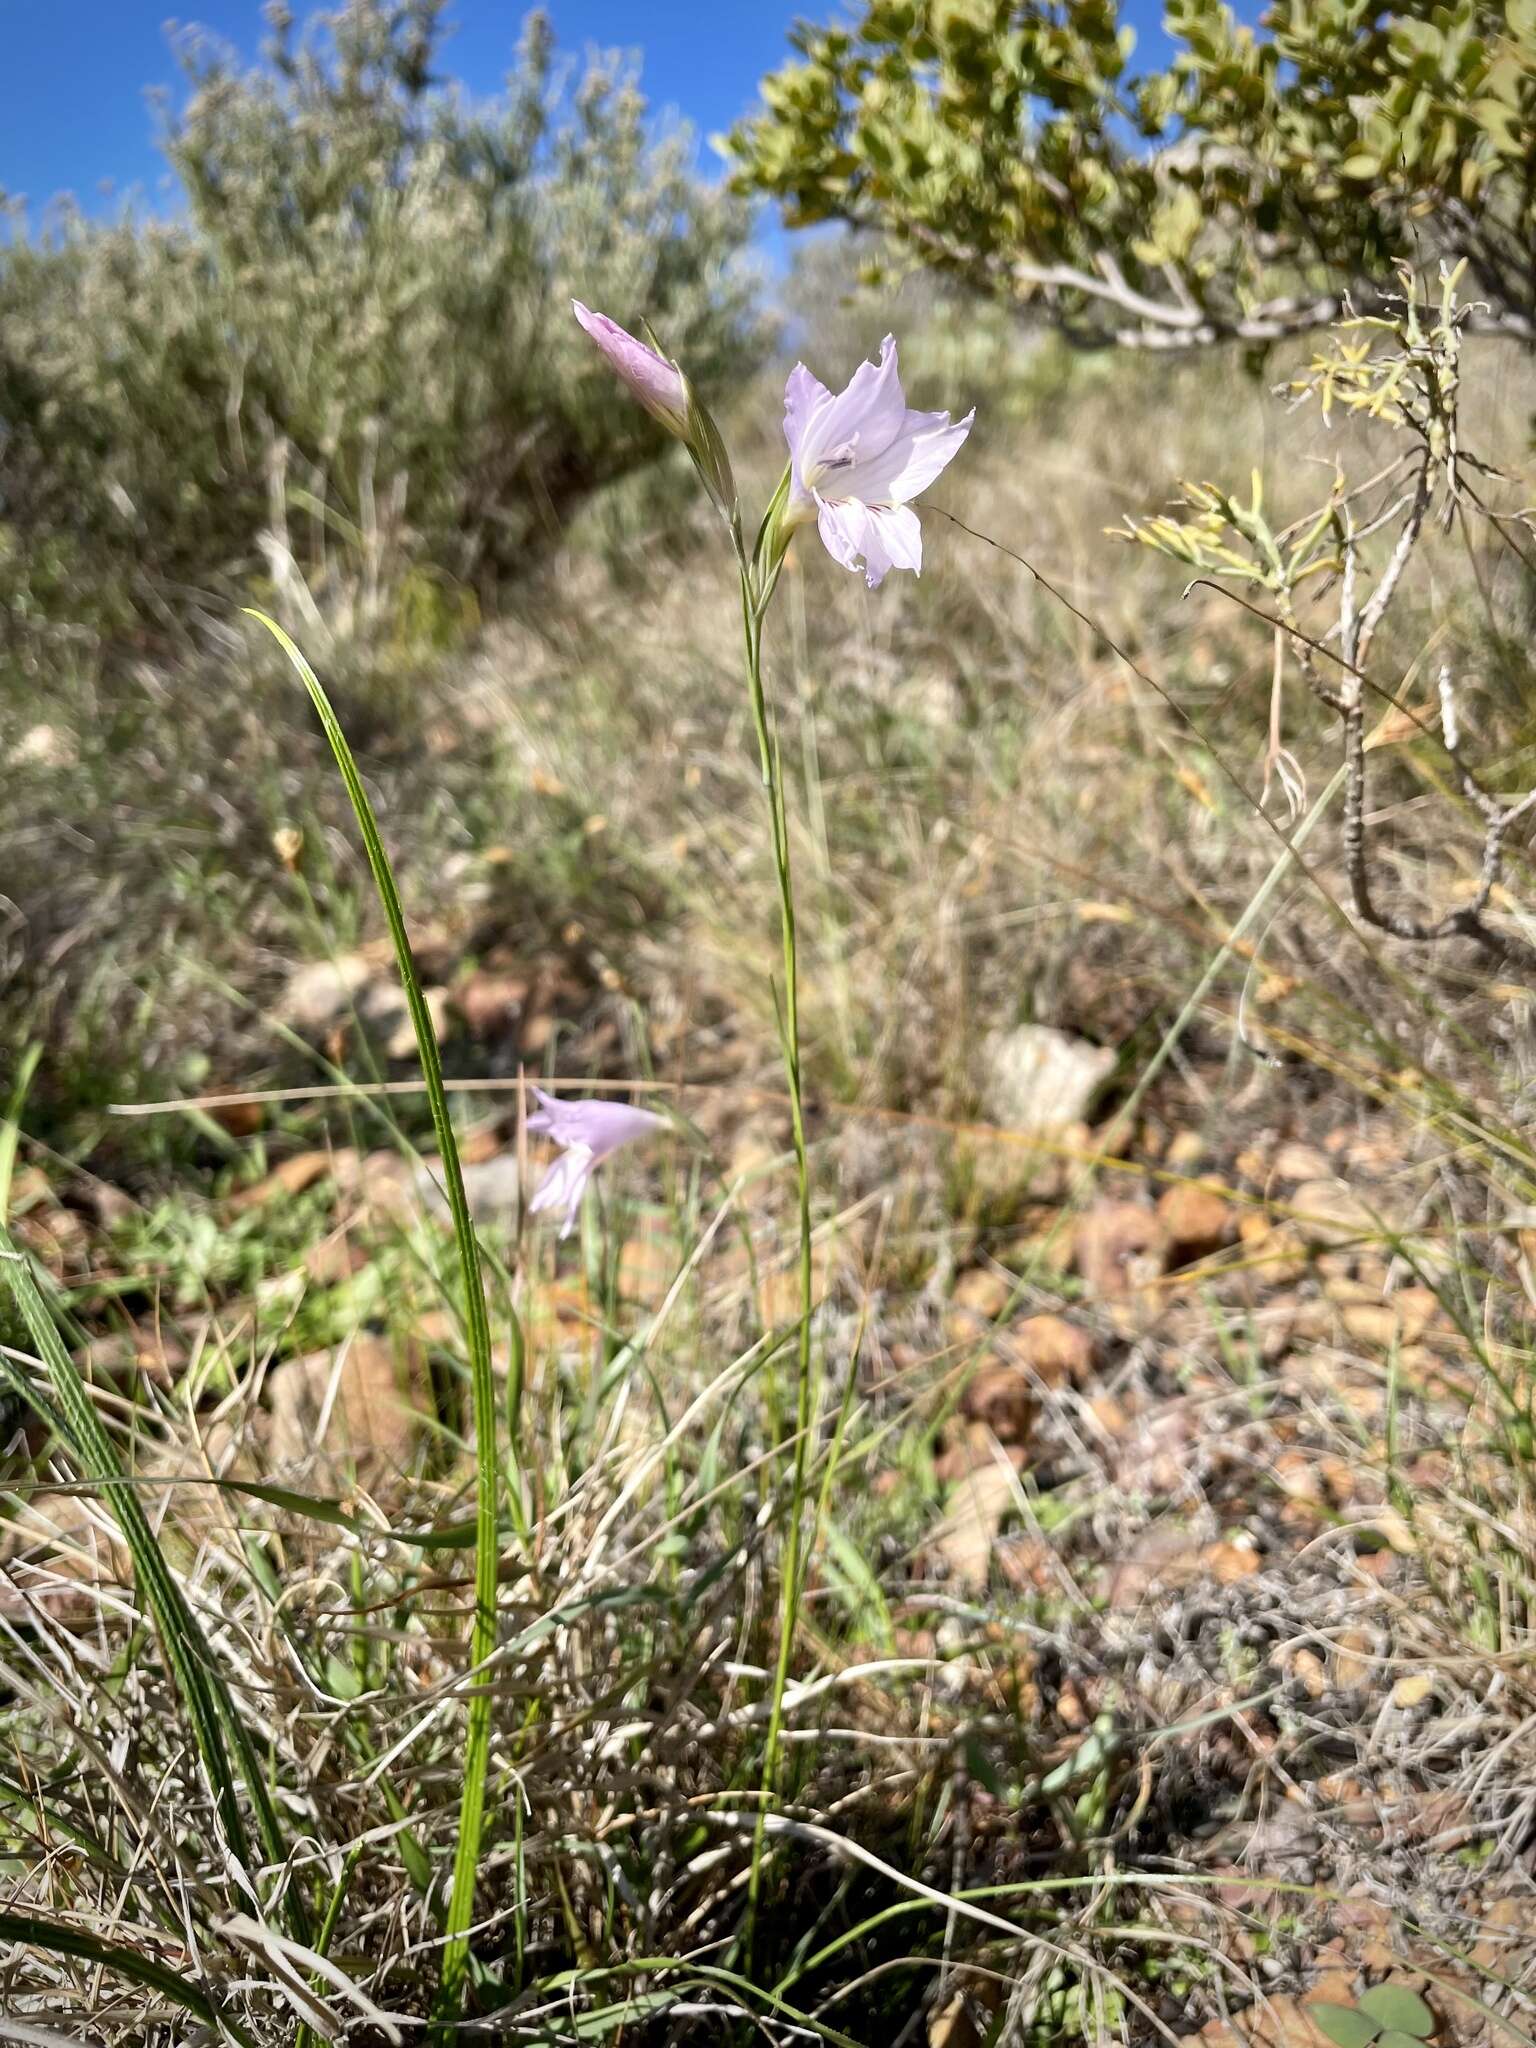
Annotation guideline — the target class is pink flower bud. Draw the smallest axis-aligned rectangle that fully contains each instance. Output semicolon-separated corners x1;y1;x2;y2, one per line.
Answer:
572;302;690;438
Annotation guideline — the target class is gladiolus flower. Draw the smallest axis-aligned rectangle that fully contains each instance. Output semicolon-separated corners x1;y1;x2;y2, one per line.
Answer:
526;1087;665;1239
782;335;974;587
572;302;690;438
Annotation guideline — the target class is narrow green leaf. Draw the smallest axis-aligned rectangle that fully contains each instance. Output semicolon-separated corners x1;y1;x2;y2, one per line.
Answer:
0;1908;256;2046
0;1045;42;1218
558;1990;682;2039
181;1474;480;1548
1358;1984;1436;2038
246;610;505;2030
0;1229;304;1940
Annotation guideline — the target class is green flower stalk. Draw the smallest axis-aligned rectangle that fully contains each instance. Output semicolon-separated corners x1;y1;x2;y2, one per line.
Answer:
572;305;973;1925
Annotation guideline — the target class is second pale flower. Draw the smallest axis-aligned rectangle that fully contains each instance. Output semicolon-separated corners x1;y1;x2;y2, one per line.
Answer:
782;335;974;588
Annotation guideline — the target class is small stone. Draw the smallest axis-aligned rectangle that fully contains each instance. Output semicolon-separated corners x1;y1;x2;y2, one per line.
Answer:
1340;1303;1407;1348
930;1460;1017;1590
9;722;77;770
933;1420;1030;1483
303;1234;369;1286
1008;1313;1095;1386
1333;1628;1377;1690
76;1326;189;1386
951;1267;1013;1322
978;1025;1115;1132
1076;1201;1167;1306
276;951;379;1034
1203;1536;1263;1583
414;1152;521;1225
454;970;530;1039
960;1364;1037;1445
1391;1672;1434;1709
1157;1182;1236;1264
1274;1141;1333;1182
1470;1895;1531;1973
386;984;451;1061
1239;1214;1310;1283
266;1332;430;1481
1166;1130;1207;1171
1289;1648;1327;1698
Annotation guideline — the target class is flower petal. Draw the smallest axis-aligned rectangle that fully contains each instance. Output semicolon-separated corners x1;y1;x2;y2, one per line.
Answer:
580;1101;666;1164
528;1145;594;1239
784;362;834;468
842;405;975;505
815;497;922;587
794;335;907;486
524;1086;562;1138
814;495;868;578
525;1089;662;1157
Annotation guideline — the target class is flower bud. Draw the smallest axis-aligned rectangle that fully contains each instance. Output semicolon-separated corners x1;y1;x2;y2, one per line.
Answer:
572;302;690;437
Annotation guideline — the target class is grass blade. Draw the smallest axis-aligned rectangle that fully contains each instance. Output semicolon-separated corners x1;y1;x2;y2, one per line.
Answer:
0;1907;258;2045
245;610;503;2030
0;1227;304;1938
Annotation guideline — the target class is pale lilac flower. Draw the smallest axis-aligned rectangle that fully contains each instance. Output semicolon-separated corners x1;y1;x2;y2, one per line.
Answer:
526;1087;665;1239
572;302;690;437
782;335;974;588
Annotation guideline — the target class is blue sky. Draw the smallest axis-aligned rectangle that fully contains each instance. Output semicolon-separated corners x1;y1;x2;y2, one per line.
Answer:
4;1;1180;227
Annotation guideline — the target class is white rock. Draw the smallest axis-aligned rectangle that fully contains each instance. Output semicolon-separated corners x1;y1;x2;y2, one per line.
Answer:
980;1025;1114;1131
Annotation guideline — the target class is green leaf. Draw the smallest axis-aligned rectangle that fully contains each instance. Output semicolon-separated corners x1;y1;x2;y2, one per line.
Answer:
1379;2035;1435;2048
1358;1984;1435;2038
247;610;505;2035
0;1909;257;2046
0;1233;305;1941
194;1475;482;1549
1312;2005;1383;2048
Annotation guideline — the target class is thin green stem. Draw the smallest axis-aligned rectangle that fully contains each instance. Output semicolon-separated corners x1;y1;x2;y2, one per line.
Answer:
295;1842;365;2048
245;613;502;2034
737;563;816;1933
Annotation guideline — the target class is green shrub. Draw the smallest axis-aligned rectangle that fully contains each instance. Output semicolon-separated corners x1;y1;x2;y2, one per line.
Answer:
729;0;1536;355
0;2;764;635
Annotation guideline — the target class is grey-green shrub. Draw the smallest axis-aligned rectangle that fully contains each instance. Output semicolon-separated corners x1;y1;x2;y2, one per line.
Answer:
0;1;764;636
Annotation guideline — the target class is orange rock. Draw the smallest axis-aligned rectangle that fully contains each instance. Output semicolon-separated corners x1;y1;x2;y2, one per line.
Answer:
1075;1201;1167;1309
1203;1536;1263;1583
950;1266;1013;1322
212;1099;266;1138
453;970;530;1039
960;1364;1038;1446
265;1332;431;1482
1008;1312;1094;1385
1157;1182;1236;1264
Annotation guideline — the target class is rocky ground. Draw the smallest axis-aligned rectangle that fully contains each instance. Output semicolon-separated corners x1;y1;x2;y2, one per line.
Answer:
6;920;1536;2046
